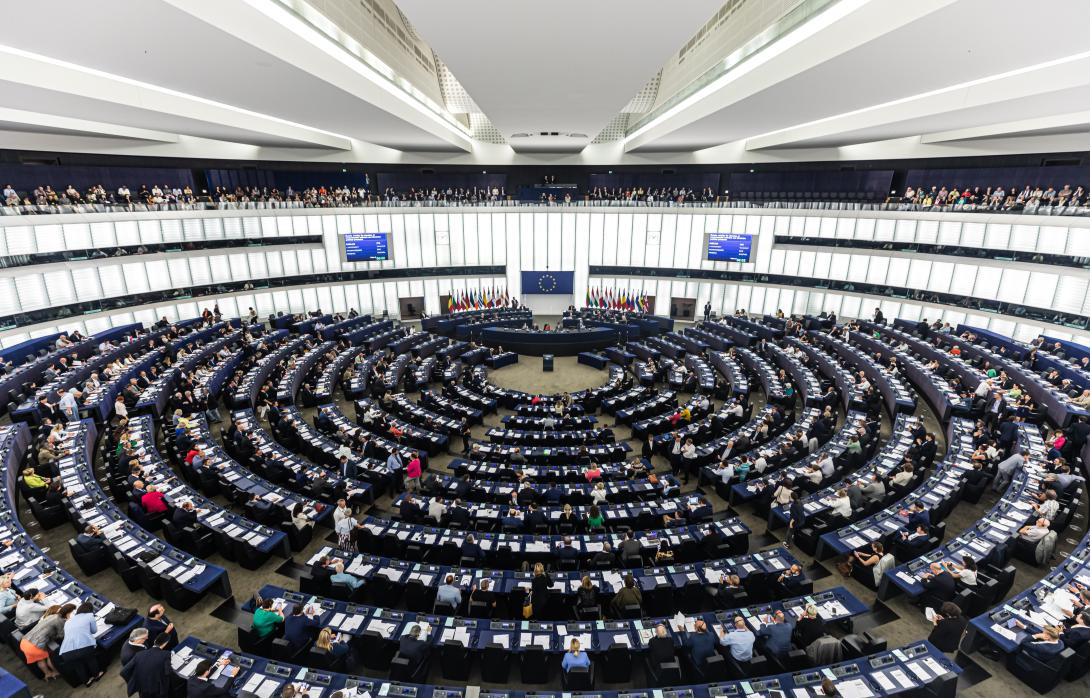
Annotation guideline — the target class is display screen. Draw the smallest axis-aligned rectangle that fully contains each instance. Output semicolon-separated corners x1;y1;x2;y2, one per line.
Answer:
707;233;754;262
343;232;390;262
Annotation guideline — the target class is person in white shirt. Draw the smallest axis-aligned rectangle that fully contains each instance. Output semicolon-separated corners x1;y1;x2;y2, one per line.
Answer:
752;453;768;474
427;498;447;522
829;489;852;518
973;379;993;399
725;402;744;418
590;482;608;505
817;453;835;480
58;388;81;422
712;460;734;484
890;463;914;487
1032;490;1060;521
1018;518;1050;544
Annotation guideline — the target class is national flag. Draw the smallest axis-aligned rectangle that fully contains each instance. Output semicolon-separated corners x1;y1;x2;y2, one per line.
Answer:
447;293;454;313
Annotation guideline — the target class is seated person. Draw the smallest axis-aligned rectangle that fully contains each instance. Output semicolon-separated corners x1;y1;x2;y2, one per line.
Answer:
942;556;978;587
648;623;677;669
1010;624;1065;671
897;524;931;557
1018;518;1051;546
435;574;463;611
609;574;643;617
284;604;320;651
313;627;350;660
793;604;826;649
757;609;796;658
717;616;756;663
460;534;483;562
904;502;931;529
926;602;968;653
585;505;605;530
848;541;885;579
654;540;675;564
171;501;198;528
251;598;284;638
590;542;615;568
561;637;591;673
140;485;168;514
468;579;497;611
75;524;108;554
775;564;806;595
330;562;363;591
398;624;430;663
683;618;719;670
556;536;579;561
919;562;957;603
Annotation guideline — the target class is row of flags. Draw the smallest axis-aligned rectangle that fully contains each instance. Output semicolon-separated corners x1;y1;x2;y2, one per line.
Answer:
586;287;650;312
448;287;509;312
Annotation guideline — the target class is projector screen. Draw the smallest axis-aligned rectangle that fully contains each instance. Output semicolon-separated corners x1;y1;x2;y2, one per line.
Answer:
343;232;391;262
706;233;754;262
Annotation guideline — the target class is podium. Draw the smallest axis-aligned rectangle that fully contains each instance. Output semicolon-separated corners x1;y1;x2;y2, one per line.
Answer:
542;354;554;372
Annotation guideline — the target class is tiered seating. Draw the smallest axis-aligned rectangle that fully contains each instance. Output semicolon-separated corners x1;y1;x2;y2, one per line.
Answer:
10;307;1089;695
0;423;141;687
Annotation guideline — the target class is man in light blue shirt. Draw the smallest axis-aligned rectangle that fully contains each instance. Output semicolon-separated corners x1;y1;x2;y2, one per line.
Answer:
435;574;462;610
717;616;755;662
330;562;363;591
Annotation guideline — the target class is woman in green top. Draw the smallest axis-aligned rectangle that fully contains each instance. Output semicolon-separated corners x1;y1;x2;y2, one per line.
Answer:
252;598;284;638
586;504;604;530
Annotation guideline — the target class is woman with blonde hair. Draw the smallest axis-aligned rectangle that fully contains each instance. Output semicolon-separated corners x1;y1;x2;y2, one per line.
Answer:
315;627;350;658
562;637;591;672
529;562;552;619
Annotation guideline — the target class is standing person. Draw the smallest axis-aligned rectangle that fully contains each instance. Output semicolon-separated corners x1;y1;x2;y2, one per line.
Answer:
459;419;472;455
669;433;683;480
529;562;553;620
59;602;105;685
785;490;805;549
405;451;422;492
121;632;173;698
703;302;712;322
385;449;404;493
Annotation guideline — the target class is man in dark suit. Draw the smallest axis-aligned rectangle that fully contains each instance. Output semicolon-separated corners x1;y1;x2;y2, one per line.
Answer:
310;555;334;585
171;501;198;528
75;524;108;554
185;657;239;698
556;537;579;561
460;534;483;562
906;502;931;530
399;494;423;523
648;623;677;670
920;562;956;603
590;542;616;568
284;604;320;651
121;632;174;698
120;627;149;666
398;624;430;664
143;604;178;649
524;503;547;530
447;499;471;528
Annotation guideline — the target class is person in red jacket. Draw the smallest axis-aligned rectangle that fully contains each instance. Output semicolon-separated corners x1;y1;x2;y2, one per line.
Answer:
140;485;168;514
405;452;422;492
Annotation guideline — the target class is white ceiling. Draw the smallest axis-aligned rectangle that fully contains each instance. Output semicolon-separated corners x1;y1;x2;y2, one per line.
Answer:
626;0;1090;153
0;0;1088;165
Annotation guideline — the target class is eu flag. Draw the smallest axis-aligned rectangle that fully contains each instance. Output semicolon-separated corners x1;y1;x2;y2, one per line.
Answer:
521;271;574;295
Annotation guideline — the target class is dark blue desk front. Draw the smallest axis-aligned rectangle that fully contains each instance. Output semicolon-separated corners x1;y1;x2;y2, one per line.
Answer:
480;327;618;356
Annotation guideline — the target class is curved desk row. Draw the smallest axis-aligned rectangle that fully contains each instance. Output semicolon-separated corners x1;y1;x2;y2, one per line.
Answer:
480;327;618;356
